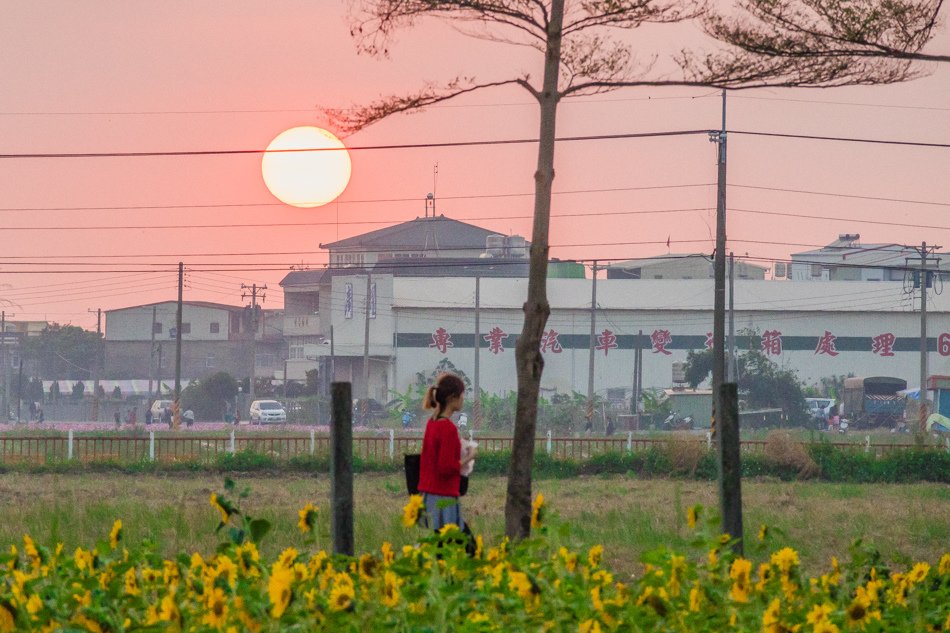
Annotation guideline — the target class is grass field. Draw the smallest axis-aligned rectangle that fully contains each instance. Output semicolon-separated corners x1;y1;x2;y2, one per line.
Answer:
3;473;948;578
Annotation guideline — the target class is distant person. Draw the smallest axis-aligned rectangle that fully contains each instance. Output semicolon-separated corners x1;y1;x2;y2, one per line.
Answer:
114;410;121;426
402;410;413;429
145;408;152;426
605;418;616;436
29;401;36;421
36;407;44;423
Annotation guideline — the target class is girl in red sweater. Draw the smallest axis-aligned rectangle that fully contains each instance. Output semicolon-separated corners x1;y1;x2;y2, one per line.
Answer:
418;373;476;531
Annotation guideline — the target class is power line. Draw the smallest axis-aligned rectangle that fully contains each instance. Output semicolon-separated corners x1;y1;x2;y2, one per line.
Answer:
0;183;714;213
0;206;714;231
731;206;950;231
730;184;950;208
730;94;950;112
731;129;950;149
0;129;709;159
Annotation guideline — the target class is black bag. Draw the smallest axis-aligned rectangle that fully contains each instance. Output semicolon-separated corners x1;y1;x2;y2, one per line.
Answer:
404;454;421;495
404;453;468;497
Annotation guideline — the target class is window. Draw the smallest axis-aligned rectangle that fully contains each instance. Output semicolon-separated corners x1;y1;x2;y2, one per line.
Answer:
256;353;276;368
209;322;220;334
153;322;163;334
206;354;215;368
810;263;823;277
180;323;191;335
290;345;305;360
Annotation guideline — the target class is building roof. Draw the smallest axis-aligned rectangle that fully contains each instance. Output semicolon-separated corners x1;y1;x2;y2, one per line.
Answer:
319;215;522;252
280;268;330;288
389;278;942;312
607;254;767;273
105;301;245;314
790;235;922;266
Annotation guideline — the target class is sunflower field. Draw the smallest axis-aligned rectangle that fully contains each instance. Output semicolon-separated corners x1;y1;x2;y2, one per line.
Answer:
2;484;949;632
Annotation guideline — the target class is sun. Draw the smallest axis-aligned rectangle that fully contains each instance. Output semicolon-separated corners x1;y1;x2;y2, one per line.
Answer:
261;126;352;208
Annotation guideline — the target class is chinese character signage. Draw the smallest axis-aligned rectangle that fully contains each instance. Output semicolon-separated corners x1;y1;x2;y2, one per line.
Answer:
814;331;839;356
429;328;453;354
871;333;895;357
540;329;562;354
651;329;672;355
761;330;783;356
595;329;618;356
343;283;353;320
483;327;508;354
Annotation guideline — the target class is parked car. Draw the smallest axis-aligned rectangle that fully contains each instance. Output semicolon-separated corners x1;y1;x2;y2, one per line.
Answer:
249;399;287;423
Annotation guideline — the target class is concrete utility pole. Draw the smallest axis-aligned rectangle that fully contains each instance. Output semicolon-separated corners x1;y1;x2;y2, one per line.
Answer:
728;252;736;383
912;241;940;431
1;311;8;420
710;89;728;432
174;262;184;428
148;306;157;401
330;381;354;556
473;275;481;427
241;282;267;404
362;273;372;400
89;308;102;422
586;261;598;429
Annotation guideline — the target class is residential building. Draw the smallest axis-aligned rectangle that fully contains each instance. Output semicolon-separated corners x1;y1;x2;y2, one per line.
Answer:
103;301;283;384
788;234;943;282
606;254;767;280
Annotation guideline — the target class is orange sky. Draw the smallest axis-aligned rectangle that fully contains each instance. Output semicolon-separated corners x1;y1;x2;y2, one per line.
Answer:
0;2;948;330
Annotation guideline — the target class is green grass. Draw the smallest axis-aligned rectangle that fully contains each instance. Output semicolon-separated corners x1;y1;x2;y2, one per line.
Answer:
2;473;948;578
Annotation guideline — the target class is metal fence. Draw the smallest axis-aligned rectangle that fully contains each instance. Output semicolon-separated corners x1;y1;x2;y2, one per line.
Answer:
0;430;944;465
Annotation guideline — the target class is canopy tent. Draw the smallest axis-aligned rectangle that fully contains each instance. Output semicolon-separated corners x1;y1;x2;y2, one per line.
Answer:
42;380;194;398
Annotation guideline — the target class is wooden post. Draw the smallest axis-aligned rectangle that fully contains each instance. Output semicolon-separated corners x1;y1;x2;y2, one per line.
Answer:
718;382;743;555
331;382;354;556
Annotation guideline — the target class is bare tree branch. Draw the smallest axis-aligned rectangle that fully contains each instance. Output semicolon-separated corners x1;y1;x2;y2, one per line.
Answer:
325;77;537;134
563;0;705;34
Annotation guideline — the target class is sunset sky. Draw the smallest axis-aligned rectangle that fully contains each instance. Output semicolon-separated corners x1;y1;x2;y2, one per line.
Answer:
1;1;948;330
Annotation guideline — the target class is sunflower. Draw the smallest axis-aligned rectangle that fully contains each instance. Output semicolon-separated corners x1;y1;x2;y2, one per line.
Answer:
358;554;379;581
845;597;878;628
770;547;800;576
329;574;355;612
209;494;231;525
297;502;317;534
158;593;180;623
0;604;13;633
531;493;545;529
268;565;294;619
201;586;228;630
588;545;604;568
108;520;122;550
123;568;140;596
907;562;930;584
729;558;752;603
758;524;769;541
402;495;425;528
687;506;700;530
381;570;402;608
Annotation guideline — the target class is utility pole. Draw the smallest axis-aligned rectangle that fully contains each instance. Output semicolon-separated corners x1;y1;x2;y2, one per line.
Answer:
241;282;267;404
586;261;598;429
912;241;940;431
473;275;481;428
148;306;157;401
710;89;728;431
729;255;738;380
156;343;163;397
174;262;183;428
362;273;372;400
89;308;102;422
1;311;7;421
631;329;642;429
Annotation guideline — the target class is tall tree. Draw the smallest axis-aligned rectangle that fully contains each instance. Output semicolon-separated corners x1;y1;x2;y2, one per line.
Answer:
21;324;100;380
685;0;947;84
335;0;931;540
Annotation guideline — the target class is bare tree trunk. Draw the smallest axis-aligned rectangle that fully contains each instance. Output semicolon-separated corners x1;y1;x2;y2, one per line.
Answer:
505;0;564;541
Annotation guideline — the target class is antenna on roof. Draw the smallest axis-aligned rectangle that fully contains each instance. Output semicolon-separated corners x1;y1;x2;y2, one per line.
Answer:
423;162;438;219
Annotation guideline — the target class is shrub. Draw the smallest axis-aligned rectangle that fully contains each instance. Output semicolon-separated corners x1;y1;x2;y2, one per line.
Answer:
762;430;820;479
665;433;707;476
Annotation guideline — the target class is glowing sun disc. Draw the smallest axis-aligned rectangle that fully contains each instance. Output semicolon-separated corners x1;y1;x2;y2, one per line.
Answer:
261;126;352;208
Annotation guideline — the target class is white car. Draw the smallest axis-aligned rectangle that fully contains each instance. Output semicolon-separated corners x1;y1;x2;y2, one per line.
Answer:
249;400;287;423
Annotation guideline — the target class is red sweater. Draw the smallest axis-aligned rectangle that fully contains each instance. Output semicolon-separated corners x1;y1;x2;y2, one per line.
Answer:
418;417;461;497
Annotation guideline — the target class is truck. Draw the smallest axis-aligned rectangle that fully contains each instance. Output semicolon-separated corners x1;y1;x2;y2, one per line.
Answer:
842;376;907;428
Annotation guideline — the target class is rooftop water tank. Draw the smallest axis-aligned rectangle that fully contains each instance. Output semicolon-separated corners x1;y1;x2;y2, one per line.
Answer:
506;235;527;258
486;234;506;257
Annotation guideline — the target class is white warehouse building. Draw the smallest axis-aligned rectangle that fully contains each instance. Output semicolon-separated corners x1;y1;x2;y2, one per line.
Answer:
315;275;950;400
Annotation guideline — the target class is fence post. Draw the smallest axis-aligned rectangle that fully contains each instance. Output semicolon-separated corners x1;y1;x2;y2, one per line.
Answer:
946;437;949;453
626;431;632;453
310;429;315;456
330;382;354;556
149;431;155;461
229;430;236;454
864;434;870;454
706;431;712;451
718;383;744;556
546;429;552;455
67;429;74;460
388;429;395;461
